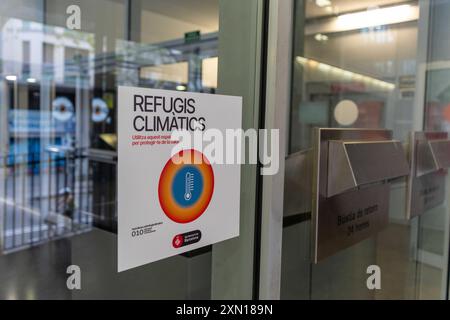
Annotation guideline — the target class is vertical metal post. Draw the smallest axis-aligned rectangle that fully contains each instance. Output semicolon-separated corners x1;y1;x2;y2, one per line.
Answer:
12;79;18;248
1;154;6;250
55;155;60;236
0;79;9;251
30;152;35;243
257;0;292;300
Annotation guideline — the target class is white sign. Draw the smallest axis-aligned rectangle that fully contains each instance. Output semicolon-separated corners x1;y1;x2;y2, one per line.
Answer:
118;86;242;272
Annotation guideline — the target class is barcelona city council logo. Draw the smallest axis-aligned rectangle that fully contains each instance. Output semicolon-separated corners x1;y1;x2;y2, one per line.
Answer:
158;149;214;223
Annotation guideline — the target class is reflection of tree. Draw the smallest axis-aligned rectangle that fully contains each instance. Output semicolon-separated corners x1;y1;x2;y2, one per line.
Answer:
62;28;95;48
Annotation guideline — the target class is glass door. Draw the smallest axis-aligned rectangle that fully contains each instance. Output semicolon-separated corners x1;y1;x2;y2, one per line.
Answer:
282;0;450;300
0;0;265;299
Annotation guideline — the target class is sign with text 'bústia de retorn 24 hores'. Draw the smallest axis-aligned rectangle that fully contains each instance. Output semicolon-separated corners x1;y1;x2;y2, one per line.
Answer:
118;86;242;272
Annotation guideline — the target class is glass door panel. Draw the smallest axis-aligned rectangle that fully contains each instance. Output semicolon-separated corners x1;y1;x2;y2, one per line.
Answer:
0;0;262;300
282;0;450;300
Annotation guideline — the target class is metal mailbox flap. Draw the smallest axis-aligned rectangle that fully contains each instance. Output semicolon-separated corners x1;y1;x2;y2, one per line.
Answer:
407;132;449;219
327;140;409;197
430;139;450;170
312;128;403;263
416;139;450;177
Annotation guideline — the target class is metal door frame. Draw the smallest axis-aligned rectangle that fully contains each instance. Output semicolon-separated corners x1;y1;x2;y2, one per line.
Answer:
211;0;293;300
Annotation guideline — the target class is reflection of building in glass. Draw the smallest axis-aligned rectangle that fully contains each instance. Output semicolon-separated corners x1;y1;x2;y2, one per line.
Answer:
0;17;219;253
1;18;95;85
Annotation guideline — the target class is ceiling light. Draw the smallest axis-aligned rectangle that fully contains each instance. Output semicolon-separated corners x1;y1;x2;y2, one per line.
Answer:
27;78;37;83
315;0;332;8
5;75;17;81
176;85;186;91
315;33;329;41
336;4;415;30
295;56;396;90
305;3;419;35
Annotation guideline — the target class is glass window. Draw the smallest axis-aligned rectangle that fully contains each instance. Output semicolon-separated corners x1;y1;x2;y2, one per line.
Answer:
0;0;253;300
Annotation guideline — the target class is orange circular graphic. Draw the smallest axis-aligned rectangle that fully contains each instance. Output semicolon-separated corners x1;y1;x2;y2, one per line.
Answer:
158;149;214;223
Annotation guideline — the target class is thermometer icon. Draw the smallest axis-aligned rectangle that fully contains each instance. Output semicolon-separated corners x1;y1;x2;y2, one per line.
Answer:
184;172;194;201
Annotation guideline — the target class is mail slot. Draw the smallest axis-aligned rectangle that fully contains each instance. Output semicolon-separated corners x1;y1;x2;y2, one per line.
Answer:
406;132;450;219
312;128;410;263
327;140;410;197
416;138;450;177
